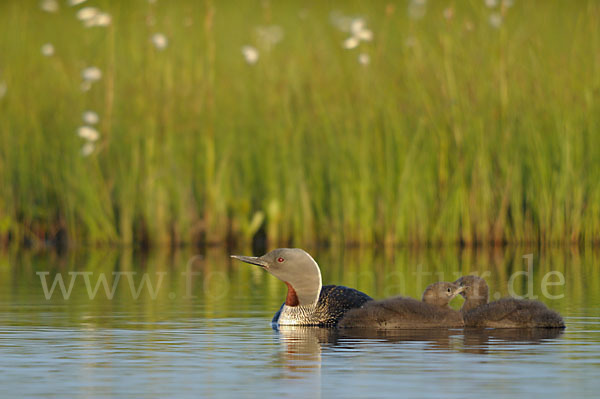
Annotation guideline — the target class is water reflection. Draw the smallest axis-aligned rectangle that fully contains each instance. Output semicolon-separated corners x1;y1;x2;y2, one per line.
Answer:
0;247;598;398
276;325;565;362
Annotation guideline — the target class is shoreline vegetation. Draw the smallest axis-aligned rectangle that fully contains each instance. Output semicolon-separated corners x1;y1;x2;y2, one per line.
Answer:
1;1;599;250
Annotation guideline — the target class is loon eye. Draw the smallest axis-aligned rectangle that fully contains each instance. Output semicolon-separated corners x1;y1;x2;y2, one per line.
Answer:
277;257;285;263
447;288;451;293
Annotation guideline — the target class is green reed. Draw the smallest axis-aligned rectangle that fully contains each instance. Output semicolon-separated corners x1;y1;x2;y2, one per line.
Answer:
0;0;599;248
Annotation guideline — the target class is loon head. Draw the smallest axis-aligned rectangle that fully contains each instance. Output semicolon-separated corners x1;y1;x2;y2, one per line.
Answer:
454;275;489;311
231;248;323;307
421;282;465;307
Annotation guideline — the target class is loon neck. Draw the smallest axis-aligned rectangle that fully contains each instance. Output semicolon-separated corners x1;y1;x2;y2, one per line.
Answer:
461;297;487;312
284;281;321;307
285;282;300;306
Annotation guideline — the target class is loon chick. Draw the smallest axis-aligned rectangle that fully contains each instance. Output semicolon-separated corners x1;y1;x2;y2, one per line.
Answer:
455;275;565;328
338;282;465;329
231;248;372;326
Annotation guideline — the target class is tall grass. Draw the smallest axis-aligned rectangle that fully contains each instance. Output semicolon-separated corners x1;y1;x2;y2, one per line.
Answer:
0;0;599;248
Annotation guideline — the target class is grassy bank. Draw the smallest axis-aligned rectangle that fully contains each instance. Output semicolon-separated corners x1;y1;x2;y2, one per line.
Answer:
0;0;599;248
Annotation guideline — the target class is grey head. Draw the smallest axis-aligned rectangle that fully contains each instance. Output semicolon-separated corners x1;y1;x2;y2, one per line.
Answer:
231;248;322;307
454;275;489;312
421;282;465;308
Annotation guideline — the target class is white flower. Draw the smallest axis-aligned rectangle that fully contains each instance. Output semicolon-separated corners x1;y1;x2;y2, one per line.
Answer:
408;0;427;20
68;0;87;6
342;17;373;49
41;43;55;57
443;7;454;20
40;0;59;13
485;0;498;8
355;29;373;41
255;25;284;50
330;11;353;32
76;7;98;21
358;53;370;65
79;9;111;27
78;126;100;142
82;66;102;82
82;111;99;125
489;12;502;28
151;33;168;50
89;12;111;27
81;142;95;157
241;46;259;64
0;81;6;99
350;18;366;36
343;36;359;50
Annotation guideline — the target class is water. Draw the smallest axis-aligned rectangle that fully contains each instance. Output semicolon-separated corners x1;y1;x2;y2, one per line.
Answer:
0;247;599;398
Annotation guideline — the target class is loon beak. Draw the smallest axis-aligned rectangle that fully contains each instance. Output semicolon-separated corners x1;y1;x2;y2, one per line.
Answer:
453;286;466;297
230;255;269;269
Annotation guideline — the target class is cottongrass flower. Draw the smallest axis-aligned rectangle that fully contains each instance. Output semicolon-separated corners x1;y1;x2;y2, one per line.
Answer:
358;53;370;66
151;33;168;50
408;0;427;20
68;0;87;6
81;67;102;91
241;46;259;65
343;36;360;50
0;81;6;99
78;126;100;141
90;12;112;27
40;0;59;13
41;43;55;57
443;7;454;20
329;11;354;32
255;25;284;50
489;12;502;28
81;142;95;157
485;0;498;8
76;7;98;21
76;7;111;27
82;66;102;82
350;18;372;41
78;122;100;157
82;111;99;125
342;17;373;50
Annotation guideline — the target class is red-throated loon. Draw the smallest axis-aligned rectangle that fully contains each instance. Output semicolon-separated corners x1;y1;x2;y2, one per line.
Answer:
231;248;373;326
338;282;465;329
231;248;464;328
455;275;565;328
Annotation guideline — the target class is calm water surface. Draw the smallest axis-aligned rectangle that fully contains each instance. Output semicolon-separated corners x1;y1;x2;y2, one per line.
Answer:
0;248;599;398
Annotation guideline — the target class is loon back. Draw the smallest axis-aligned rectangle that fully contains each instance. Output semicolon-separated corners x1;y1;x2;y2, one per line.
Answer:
462;297;565;328
273;285;373;327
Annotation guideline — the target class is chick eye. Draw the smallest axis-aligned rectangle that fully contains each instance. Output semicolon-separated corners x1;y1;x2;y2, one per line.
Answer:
277;257;285;263
447;288;452;293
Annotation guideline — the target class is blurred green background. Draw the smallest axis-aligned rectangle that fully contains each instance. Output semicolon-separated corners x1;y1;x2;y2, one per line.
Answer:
0;0;598;249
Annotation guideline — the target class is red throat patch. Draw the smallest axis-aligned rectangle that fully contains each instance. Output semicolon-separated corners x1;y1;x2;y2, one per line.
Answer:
284;282;299;306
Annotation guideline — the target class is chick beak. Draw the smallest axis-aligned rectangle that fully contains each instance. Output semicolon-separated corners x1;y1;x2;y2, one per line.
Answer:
452;285;466;298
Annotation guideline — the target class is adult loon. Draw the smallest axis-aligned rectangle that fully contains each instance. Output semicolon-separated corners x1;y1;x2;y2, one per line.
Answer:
338;282;465;329
455;275;565;328
231;248;372;326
